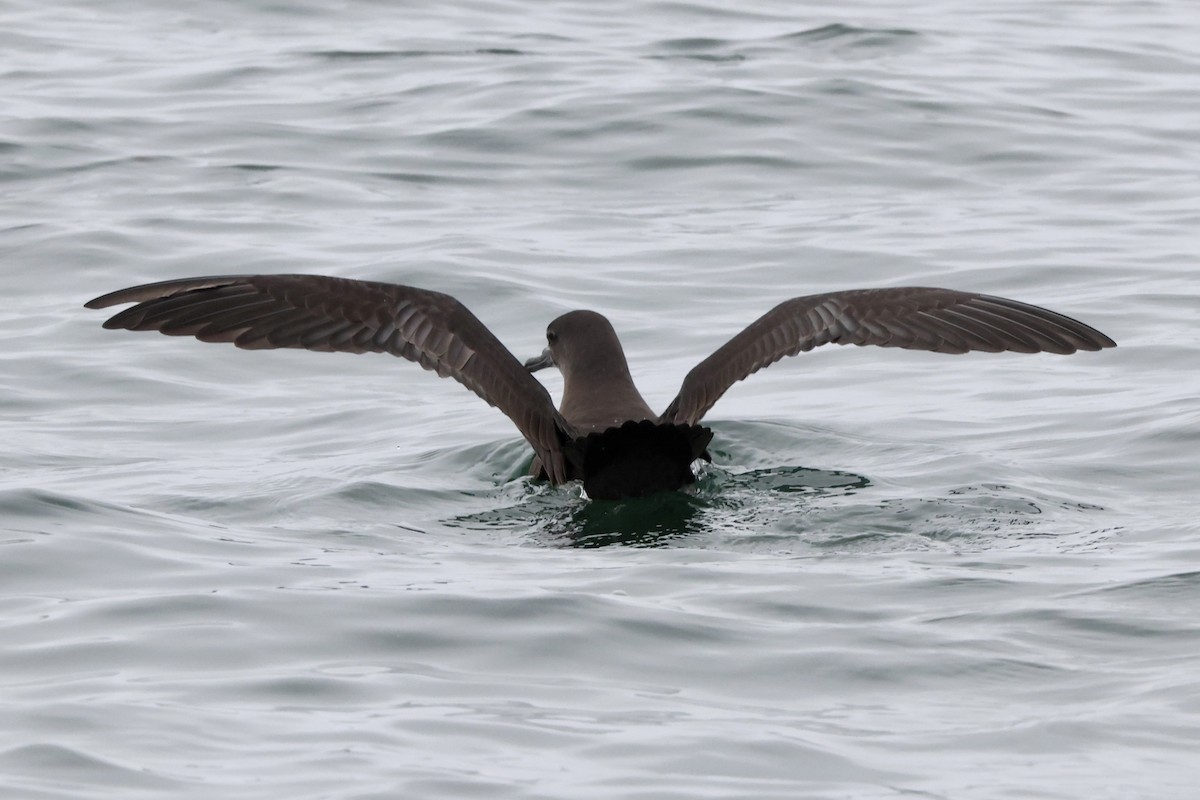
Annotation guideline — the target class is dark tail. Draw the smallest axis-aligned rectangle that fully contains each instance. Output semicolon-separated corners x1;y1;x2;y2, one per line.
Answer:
565;420;713;500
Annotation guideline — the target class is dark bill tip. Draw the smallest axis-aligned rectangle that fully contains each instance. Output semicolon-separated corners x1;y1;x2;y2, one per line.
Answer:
524;349;554;373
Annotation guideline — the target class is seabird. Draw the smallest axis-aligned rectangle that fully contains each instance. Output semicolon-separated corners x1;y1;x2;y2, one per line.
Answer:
85;275;1115;499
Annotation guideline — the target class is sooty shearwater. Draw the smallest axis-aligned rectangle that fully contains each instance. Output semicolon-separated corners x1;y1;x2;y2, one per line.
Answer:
86;275;1115;500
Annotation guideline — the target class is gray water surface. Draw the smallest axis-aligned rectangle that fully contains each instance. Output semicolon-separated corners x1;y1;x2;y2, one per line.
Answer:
3;1;1198;798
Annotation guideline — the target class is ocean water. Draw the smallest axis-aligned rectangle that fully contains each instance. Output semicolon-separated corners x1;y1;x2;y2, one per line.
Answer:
3;0;1198;797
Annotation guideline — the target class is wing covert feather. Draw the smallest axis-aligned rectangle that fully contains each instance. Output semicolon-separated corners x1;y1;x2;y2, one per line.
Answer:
86;274;572;483
661;287;1115;426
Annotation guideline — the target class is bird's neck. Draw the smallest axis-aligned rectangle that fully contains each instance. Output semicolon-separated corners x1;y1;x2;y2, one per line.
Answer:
560;363;656;432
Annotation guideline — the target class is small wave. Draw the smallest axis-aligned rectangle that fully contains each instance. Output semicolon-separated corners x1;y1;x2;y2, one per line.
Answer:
0;743;181;790
783;22;921;46
307;48;532;62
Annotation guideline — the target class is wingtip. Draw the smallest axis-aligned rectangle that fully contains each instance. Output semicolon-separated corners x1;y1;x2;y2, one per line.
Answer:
84;293;123;310
84;275;253;311
83;284;162;310
1065;327;1117;352
1071;322;1117;352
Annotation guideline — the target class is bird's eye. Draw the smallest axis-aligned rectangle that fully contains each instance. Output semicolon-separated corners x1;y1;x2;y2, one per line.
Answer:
546;331;557;344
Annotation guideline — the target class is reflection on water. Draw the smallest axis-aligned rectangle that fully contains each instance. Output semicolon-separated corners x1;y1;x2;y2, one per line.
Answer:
552;490;709;548
444;449;1117;556
710;464;871;495
561;464;871;547
447;460;872;547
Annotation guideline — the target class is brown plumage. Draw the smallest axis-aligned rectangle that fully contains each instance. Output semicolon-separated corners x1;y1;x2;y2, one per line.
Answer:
87;274;572;485
659;288;1116;426
86;274;1116;499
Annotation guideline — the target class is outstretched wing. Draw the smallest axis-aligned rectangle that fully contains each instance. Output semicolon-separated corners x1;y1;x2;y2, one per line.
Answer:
661;287;1116;426
86;274;573;483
